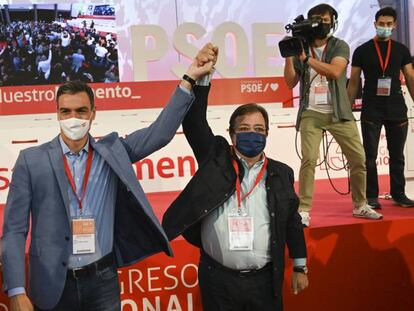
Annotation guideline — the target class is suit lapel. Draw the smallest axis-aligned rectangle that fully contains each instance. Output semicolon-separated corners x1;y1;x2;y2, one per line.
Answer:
90;139;122;179
91;137;159;220
48;136;71;223
90;138;137;191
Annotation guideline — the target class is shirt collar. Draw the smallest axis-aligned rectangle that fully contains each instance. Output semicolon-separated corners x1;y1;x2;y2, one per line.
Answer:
237;152;265;170
59;135;89;155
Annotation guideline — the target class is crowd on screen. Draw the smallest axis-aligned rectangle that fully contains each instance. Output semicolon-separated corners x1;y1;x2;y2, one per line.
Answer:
0;19;119;86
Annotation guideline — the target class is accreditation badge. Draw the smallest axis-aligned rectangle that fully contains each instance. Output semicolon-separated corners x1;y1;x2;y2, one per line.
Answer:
71;217;96;254
314;83;329;105
377;77;391;96
228;215;254;251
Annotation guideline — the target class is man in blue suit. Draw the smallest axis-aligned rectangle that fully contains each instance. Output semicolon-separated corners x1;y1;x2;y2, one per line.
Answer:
1;45;216;310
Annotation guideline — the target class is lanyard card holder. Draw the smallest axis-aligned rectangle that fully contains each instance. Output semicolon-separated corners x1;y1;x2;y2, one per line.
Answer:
228;214;254;251
71;216;96;255
314;80;329;105
377;77;391;96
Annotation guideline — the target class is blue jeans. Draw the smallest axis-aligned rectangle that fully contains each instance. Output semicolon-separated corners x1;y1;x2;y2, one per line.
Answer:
35;264;121;311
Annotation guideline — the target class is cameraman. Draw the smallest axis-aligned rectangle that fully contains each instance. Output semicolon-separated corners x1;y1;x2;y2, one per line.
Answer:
283;3;383;226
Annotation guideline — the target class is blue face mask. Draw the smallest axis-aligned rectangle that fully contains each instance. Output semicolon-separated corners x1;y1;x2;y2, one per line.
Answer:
376;26;393;39
235;132;266;158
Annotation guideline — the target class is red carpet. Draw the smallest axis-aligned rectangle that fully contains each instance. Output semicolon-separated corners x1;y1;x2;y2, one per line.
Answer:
0;175;411;232
146;174;414;229
1;174;414;310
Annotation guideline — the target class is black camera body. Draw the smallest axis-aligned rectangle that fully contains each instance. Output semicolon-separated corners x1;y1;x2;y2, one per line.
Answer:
278;15;323;58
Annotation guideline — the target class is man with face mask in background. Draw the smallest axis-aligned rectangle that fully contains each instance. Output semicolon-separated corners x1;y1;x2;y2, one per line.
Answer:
283;3;383;227
162;44;308;311
348;7;414;209
1;44;216;311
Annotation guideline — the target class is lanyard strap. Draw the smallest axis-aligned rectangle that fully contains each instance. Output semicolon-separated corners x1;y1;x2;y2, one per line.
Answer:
373;38;392;75
62;144;94;211
231;157;268;209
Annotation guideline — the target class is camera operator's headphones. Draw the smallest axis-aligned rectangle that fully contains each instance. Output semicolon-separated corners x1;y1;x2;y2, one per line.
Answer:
308;4;338;32
330;6;339;32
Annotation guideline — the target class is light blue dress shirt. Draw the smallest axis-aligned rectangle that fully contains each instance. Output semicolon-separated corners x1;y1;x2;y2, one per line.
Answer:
8;136;118;297
201;156;306;270
59;136;118;269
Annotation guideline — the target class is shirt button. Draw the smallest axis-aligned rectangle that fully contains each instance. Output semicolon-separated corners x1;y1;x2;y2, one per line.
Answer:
62;262;67;267
270;212;275;217
65;236;70;241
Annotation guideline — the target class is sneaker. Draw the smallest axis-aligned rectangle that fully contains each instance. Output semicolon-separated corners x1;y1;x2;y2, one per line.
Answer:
367;198;381;209
299;211;310;227
353;204;383;220
392;194;414;208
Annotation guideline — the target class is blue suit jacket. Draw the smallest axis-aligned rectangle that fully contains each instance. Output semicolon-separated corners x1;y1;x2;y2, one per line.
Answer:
1;87;194;309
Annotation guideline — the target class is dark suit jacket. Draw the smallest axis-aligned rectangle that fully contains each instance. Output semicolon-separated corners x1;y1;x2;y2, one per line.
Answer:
1;87;194;309
162;85;306;297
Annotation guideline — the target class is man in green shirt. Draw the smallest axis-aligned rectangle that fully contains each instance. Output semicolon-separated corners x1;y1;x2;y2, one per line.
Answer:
283;3;383;226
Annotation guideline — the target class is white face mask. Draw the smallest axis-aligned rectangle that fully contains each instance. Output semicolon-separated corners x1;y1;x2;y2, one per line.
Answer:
59;117;91;140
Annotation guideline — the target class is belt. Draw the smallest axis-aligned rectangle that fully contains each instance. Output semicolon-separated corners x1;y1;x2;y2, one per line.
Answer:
67;252;114;279
201;250;272;278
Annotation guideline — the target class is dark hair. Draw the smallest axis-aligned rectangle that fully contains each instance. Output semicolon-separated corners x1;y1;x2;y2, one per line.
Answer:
56;80;95;109
229;103;269;135
307;3;338;25
375;7;397;22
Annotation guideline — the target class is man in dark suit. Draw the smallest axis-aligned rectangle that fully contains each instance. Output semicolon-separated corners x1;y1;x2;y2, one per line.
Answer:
163;45;308;311
1;45;216;310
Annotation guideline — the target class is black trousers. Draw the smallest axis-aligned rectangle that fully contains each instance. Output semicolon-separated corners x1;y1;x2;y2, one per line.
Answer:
198;251;282;311
361;118;408;199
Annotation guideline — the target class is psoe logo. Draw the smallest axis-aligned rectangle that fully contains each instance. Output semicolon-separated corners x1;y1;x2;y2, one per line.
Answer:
240;80;279;93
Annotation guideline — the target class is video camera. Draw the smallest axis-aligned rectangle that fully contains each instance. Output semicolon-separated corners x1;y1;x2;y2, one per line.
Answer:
278;15;323;58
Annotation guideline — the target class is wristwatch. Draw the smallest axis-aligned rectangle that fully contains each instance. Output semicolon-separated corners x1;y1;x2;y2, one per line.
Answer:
293;266;308;274
182;74;196;87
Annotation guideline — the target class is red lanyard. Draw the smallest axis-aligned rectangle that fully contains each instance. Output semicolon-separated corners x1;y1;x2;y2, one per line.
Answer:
231;157;268;209
62;144;93;211
373;38;392;76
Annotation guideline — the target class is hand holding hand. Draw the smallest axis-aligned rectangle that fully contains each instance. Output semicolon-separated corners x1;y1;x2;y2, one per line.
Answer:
195;42;218;67
182;43;219;88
